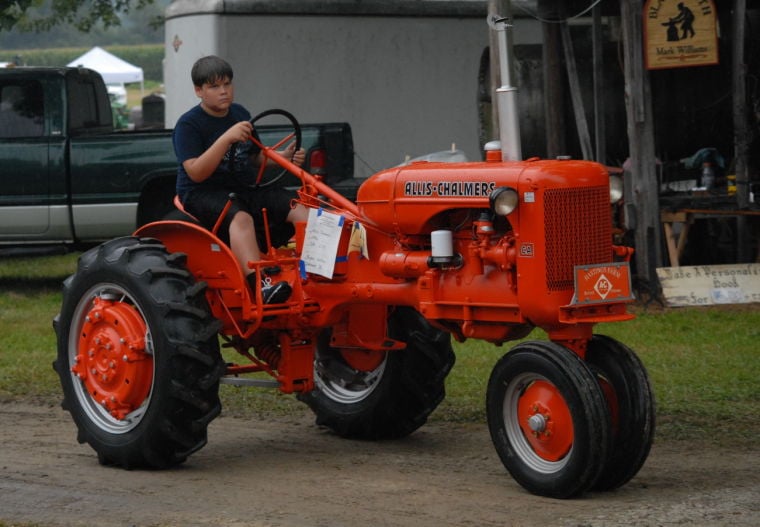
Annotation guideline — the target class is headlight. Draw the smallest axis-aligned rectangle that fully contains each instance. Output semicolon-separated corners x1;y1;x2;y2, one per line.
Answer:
489;187;519;216
609;174;623;204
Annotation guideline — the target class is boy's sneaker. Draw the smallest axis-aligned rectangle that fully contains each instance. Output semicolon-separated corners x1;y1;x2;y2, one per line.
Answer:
246;272;292;304
261;281;292;304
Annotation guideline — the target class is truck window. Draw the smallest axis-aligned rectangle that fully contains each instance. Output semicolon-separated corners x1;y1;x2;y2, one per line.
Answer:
0;81;44;138
67;75;112;132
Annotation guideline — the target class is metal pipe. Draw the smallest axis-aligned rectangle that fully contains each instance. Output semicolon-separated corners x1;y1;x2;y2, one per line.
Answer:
489;11;522;161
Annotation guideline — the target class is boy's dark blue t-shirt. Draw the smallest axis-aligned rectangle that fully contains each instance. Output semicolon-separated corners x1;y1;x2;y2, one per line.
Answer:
173;103;262;200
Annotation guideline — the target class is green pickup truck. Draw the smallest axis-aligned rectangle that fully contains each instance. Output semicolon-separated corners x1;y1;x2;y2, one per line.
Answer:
0;66;355;247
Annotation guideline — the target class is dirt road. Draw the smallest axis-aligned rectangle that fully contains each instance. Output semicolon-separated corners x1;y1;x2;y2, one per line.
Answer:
1;401;757;527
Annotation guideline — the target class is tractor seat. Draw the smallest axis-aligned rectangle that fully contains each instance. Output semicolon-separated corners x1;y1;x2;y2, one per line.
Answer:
171;194;234;242
172;195;201;223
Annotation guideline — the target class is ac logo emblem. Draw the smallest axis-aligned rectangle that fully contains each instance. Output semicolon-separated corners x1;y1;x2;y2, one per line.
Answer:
594;274;612;299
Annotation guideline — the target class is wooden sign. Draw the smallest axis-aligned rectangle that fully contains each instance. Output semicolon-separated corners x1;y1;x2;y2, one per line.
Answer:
656;264;760;307
643;0;718;70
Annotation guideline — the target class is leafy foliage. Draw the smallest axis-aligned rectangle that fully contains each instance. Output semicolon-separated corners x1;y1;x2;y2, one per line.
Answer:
0;0;160;33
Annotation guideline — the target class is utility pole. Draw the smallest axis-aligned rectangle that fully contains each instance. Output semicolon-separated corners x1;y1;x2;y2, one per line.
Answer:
620;0;661;286
592;3;606;164
732;0;750;261
539;0;565;158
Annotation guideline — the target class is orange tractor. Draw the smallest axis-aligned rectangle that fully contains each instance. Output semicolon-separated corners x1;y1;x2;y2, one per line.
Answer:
53;19;654;499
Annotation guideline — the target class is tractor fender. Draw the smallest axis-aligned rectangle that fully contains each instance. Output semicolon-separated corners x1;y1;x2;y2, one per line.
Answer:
135;220;245;295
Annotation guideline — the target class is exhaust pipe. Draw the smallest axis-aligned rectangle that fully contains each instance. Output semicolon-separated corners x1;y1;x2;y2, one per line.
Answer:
489;14;522;161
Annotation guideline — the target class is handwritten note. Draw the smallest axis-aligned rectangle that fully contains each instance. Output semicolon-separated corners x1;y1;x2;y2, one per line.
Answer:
300;208;344;278
656;263;760;307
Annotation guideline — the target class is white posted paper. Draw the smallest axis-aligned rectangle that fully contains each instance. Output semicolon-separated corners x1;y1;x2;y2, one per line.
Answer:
300;208;344;278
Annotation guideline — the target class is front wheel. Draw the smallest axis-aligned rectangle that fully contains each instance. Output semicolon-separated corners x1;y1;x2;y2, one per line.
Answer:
299;306;455;439
486;341;611;498
586;335;655;491
53;237;225;468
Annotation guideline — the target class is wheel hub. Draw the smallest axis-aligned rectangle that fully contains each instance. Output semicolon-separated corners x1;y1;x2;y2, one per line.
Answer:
70;297;153;420
339;349;386;372
527;413;547;433
517;380;574;462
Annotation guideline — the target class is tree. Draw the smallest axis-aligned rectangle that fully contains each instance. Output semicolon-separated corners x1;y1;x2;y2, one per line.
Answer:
0;0;157;32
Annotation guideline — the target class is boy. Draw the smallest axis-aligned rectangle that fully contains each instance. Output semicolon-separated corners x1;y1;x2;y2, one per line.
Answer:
173;55;309;304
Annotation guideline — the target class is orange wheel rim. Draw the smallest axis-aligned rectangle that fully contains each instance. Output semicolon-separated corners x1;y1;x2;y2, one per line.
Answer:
71;297;153;420
517;380;574;462
597;375;620;435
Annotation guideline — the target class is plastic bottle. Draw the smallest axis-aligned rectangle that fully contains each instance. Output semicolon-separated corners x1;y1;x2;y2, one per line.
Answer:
701;162;715;190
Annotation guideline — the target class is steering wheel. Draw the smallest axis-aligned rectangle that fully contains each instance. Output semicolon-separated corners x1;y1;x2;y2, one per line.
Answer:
249;109;302;187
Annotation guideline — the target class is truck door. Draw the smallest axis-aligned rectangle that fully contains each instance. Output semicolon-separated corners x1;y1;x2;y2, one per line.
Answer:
0;78;50;236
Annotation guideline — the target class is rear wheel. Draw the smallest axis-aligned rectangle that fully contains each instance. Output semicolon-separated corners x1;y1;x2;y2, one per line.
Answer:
586;335;655;491
486;341;611;498
53;237;225;468
299;306;455;439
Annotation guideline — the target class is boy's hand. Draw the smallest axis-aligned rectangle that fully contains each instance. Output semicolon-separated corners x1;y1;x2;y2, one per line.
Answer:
224;121;253;144
282;142;306;167
291;147;306;167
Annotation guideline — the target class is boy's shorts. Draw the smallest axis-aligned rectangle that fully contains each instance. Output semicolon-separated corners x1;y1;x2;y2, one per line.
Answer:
182;185;297;250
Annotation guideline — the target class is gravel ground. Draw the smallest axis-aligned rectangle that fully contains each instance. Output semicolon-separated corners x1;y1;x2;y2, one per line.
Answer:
1;401;758;527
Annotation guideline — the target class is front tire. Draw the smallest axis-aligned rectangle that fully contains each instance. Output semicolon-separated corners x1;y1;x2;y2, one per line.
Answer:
53;237;225;468
299;306;455;439
586;335;655;491
486;341;611;498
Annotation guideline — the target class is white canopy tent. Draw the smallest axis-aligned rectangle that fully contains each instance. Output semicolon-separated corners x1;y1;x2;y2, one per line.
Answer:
67;46;144;98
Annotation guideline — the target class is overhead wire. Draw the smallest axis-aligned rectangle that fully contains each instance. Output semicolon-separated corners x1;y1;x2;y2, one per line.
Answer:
513;0;605;24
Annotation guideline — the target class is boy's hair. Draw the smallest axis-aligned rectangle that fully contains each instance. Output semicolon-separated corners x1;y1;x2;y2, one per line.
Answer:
191;55;234;87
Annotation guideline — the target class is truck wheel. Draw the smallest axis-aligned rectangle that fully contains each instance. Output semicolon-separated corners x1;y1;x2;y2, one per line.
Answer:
586;335;655;491
53;237;225;468
486;341;611;498
299;306;455;439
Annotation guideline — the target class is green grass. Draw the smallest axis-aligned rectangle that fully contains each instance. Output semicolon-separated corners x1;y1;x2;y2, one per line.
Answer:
596;305;760;442
440;305;760;444
1;251;758;444
0;251;76;402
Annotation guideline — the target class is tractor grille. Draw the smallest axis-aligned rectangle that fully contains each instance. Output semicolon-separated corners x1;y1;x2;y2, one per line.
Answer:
544;186;611;291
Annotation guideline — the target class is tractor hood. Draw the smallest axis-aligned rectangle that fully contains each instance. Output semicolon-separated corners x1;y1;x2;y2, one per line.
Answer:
355;158;610;235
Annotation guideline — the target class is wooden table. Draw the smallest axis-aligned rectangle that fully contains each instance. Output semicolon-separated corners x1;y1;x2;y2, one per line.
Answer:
660;208;760;266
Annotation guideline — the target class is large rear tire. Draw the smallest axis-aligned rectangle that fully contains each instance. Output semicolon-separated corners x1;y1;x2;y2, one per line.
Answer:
299;306;455;439
486;341;611;498
586;335;655;491
53;237;225;468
